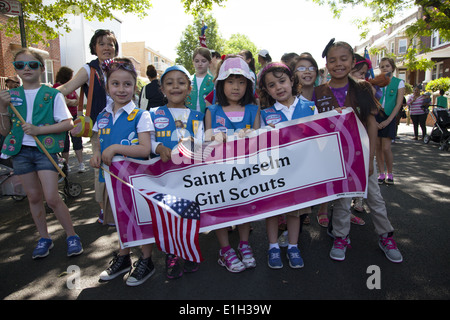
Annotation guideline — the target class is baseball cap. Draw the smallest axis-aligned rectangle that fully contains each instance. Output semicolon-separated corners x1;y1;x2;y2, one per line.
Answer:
258;49;270;58
160;65;191;83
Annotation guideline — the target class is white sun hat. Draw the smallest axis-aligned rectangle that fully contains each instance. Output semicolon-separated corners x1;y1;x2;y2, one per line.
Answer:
216;56;254;84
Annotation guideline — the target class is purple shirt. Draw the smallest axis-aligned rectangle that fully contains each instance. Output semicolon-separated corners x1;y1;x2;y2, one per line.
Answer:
330;83;349;107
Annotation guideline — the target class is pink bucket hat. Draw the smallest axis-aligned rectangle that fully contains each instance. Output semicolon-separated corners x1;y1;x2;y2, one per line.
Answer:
216;57;254;85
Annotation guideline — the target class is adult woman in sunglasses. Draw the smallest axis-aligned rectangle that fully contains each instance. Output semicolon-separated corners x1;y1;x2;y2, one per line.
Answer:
0;49;83;259
57;29;119;225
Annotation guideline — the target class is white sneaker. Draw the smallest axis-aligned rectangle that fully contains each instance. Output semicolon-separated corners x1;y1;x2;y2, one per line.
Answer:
78;163;86;173
330;236;351;261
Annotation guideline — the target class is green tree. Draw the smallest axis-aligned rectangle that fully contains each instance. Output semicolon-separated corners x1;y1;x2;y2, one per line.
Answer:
425;77;450;93
175;13;225;74
0;0;228;46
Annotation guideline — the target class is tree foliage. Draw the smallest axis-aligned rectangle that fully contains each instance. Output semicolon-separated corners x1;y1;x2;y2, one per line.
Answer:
425;77;450;93
181;0;227;16
0;0;228;46
311;0;449;40
223;33;258;56
0;0;152;45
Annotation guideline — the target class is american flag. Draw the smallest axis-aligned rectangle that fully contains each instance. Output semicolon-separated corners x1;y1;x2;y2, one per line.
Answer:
140;190;203;263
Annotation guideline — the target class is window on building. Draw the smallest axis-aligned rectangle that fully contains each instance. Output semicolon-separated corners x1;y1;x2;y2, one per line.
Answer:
398;39;407;54
431;30;449;48
390;42;394;54
41;60;54;84
376;50;385;67
432;62;444;80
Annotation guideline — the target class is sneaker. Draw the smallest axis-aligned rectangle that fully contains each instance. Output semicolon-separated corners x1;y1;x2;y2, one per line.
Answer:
385;173;394;185
353;198;364;212
267;247;283;269
67;235;83;257
184;260;200;273
277;231;289;247
218;248;246;273
99;253;132;281
237;243;256;269
78;163;86;173
166;254;183;279
377;173;386;185
32;238;53;259
379;233;403;263
286;246;304;268
126;256;155;286
97;209;104;224
330;236;351;261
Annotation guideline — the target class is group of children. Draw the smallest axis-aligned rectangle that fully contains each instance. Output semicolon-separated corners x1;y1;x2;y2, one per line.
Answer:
0;37;403;288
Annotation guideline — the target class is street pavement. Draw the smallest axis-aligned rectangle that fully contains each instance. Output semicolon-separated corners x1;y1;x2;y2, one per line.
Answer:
0;122;449;304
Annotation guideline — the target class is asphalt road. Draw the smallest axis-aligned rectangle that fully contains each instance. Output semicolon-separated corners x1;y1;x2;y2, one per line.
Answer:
1;122;449;305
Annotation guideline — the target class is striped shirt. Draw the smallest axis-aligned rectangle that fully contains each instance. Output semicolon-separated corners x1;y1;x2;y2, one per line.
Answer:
407;95;427;115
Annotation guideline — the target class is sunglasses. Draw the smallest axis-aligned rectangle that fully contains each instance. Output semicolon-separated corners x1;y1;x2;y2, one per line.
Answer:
13;61;42;70
102;60;136;74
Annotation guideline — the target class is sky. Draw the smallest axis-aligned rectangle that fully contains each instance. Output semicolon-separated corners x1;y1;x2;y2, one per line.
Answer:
117;0;412;68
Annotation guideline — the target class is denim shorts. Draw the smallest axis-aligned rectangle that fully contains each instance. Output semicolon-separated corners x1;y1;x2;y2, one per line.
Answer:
12;145;59;175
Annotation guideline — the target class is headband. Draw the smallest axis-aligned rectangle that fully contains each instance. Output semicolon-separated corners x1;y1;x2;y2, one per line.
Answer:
355;58;372;70
322;38;335;58
258;62;291;87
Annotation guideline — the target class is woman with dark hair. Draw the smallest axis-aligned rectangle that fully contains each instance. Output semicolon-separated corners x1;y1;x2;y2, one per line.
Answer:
56;29;119;225
407;85;428;140
139;64;164;110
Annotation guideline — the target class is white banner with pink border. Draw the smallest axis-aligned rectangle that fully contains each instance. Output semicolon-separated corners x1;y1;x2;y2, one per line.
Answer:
105;109;369;248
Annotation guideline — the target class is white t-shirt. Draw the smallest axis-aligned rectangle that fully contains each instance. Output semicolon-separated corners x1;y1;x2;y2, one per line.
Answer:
22;88;72;147
195;76;204;112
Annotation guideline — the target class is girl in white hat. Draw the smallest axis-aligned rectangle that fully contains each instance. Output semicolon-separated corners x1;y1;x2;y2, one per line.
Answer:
205;55;261;273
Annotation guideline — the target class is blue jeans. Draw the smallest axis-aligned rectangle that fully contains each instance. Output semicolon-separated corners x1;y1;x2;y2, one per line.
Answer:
12;145;58;175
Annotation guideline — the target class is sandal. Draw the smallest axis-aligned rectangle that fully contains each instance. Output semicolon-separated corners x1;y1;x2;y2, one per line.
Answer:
317;213;329;228
350;214;365;226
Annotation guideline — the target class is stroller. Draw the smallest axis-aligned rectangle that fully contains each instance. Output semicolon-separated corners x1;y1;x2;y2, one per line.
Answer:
57;154;83;199
0;154;82;202
423;106;450;151
0;160;26;201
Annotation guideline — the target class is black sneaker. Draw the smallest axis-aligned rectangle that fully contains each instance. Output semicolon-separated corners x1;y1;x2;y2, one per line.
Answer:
184;260;200;273
126;256;155;286
166;254;183;279
99;253;132;281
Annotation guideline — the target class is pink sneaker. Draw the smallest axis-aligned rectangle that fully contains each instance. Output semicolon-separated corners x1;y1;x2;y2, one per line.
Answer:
218;248;246;273
237;243;256;268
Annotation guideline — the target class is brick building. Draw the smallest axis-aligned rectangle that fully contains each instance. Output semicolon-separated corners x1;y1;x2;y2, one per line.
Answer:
122;41;174;80
0;14;61;89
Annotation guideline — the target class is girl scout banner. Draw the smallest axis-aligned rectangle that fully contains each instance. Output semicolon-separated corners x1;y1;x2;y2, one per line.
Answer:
104;109;369;249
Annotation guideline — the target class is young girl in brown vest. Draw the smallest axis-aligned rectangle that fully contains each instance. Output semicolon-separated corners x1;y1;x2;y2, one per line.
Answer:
313;40;403;263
